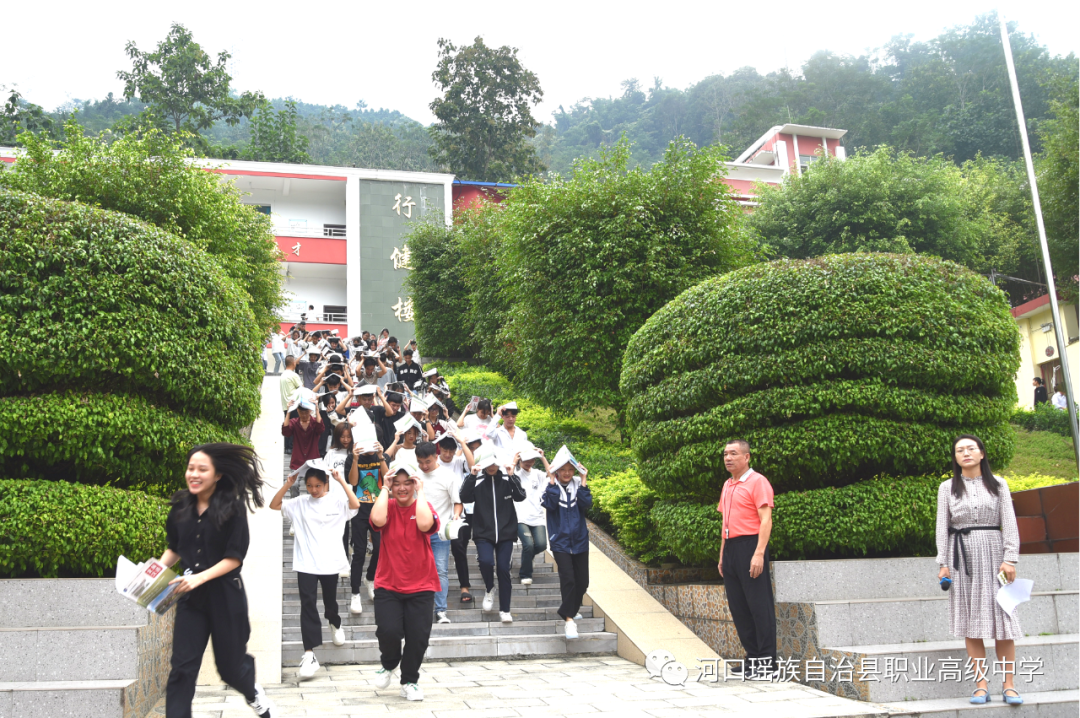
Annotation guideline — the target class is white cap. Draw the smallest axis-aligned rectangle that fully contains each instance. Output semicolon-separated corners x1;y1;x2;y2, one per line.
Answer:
519;445;543;463
423;367;439;378
394;414;423;435
472;447;500;471
354;384;378;396
502;401;519;412
461;429;483;445
289;457;332;479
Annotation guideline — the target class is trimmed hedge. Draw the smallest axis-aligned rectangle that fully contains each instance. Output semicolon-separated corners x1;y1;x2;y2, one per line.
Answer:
1005;473;1076;492
651;474;943;564
1012;403;1075;437
0;189;263;431
621;254;1021;499
587;468;665;563
0;479;170;578
0;392;243;494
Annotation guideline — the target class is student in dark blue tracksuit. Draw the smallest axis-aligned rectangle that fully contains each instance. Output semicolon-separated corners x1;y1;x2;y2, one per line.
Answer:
540;448;591;640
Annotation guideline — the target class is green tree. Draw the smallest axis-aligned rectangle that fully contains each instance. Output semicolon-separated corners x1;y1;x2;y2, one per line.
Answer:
1;120;283;334
242;100;310;163
403;219;473;358
429;36;545;180
117;23;264;138
1;88;54;146
495;138;754;419
1036;76;1079;299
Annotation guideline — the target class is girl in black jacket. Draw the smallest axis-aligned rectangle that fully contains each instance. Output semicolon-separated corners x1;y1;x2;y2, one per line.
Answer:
459;448;525;621
159;443;274;718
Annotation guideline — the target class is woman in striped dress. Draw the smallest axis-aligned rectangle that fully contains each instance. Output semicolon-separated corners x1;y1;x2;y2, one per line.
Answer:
935;434;1023;705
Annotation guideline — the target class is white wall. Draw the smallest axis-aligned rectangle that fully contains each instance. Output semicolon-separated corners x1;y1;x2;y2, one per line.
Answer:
235;177;346;233
281;264;347;319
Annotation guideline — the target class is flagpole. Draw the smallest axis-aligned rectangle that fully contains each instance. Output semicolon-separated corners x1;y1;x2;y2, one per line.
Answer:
998;13;1080;467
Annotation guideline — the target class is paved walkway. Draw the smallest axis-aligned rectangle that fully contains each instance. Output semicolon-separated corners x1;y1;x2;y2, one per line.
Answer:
169;656;889;718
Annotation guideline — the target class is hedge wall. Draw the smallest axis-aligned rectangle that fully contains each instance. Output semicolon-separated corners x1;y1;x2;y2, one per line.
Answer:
0;479;170;578
0;189;263;431
0;392;243;494
621;254;1021;499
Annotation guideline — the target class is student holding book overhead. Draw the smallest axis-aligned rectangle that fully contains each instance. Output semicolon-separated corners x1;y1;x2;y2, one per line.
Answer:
541;446;592;640
159;443;275;718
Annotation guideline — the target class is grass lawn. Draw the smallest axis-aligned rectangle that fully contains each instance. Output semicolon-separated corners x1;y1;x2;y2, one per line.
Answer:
1004;425;1078;480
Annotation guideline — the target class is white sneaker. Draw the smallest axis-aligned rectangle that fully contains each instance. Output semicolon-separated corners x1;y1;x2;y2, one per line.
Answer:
289;526;295;536
374;667;395;689
564;619;578;639
366;579;375;600
298;652;319;679
330;622;346;646
436;611;451;624
482;589;495;612
339;567;351;578
247;682;275;717
521;578;533;585
574;613;583;620
500;611;513;623
350;594;363;615
400;683;424;701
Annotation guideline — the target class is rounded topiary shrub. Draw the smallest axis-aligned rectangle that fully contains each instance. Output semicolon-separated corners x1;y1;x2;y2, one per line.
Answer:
0;189;263;431
621;253;1020;500
0;479;170;578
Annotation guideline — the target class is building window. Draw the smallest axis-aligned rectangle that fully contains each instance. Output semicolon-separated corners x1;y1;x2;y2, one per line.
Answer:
247;204;272;215
322;305;348;323
323;224;346;238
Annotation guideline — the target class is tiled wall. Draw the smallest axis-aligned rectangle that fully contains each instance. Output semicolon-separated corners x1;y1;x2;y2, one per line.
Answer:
587;520;868;700
124;609;175;718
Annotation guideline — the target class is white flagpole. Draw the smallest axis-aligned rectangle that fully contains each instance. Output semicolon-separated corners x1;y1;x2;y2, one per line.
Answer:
998;14;1080;467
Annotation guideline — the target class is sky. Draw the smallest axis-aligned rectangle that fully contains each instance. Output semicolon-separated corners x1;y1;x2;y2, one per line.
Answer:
4;0;1077;126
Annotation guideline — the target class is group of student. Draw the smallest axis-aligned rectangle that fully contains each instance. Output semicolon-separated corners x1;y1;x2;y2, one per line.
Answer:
158;328;586;717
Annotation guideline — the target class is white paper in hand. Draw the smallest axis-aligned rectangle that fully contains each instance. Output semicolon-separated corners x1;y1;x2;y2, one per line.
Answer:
996;577;1033;615
115;555;139;593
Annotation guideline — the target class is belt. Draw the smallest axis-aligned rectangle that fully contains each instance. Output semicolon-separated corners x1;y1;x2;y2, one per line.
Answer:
948;526;1000;577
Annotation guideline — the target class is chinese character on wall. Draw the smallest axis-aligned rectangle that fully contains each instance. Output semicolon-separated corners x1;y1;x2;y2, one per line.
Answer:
390;244;412;270
291;242;301;257
392;193;416;219
392;297;414;322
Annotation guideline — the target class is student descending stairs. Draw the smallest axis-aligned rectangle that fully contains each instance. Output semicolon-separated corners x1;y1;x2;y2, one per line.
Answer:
278;470;617;671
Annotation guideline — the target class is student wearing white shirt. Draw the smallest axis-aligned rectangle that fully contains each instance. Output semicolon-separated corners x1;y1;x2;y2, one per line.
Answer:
458;399;495;440
270;461;360;680
415;442;462;624
514;446;550;585
489;402;529;454
440;432;478;604
269;333;286;374
1052;388;1068;410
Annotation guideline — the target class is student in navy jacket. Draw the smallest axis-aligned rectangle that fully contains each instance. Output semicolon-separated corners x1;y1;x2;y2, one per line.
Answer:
540;447;591;640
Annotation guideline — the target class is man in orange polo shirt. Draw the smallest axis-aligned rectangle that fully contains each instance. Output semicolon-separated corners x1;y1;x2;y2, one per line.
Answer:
717;439;777;679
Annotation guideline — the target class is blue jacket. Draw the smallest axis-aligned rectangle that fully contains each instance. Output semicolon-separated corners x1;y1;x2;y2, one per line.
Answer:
541;478;592;554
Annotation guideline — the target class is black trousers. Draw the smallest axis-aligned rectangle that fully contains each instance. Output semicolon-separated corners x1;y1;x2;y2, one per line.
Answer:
166;577;257;718
450;513;473;589
374;588;434;684
297;572;341;650
350;504;381;594
722;535;777;668
475;539;514;612
552;550;589;620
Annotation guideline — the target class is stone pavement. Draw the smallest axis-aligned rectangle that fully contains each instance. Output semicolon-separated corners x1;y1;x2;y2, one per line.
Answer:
151;655;892;718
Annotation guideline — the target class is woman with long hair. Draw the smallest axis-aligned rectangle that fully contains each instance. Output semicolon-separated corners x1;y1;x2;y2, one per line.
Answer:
935;434;1023;705
160;443;275;718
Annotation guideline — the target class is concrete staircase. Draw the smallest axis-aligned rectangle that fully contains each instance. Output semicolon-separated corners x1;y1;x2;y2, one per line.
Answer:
0;579;168;718
773;553;1077;713
278;484;617;671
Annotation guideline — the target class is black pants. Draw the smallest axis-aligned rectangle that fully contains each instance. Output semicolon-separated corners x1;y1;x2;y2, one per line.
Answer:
552;550;589;620
166;577;257;718
374;588;434;685
297;572;341;650
350;504;381;594
450;513;473;589
475;539;514;612
722;535;777;669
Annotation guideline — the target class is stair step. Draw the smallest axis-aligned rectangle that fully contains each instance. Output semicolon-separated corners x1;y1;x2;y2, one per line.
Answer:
282;605;592;626
883;688;1078;717
0;679;134;718
815;591;1078;647
280;631;618;665
281;617;606;640
824;634;1078;702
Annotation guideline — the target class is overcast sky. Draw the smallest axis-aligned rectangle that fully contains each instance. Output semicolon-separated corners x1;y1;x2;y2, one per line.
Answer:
4;0;1076;126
